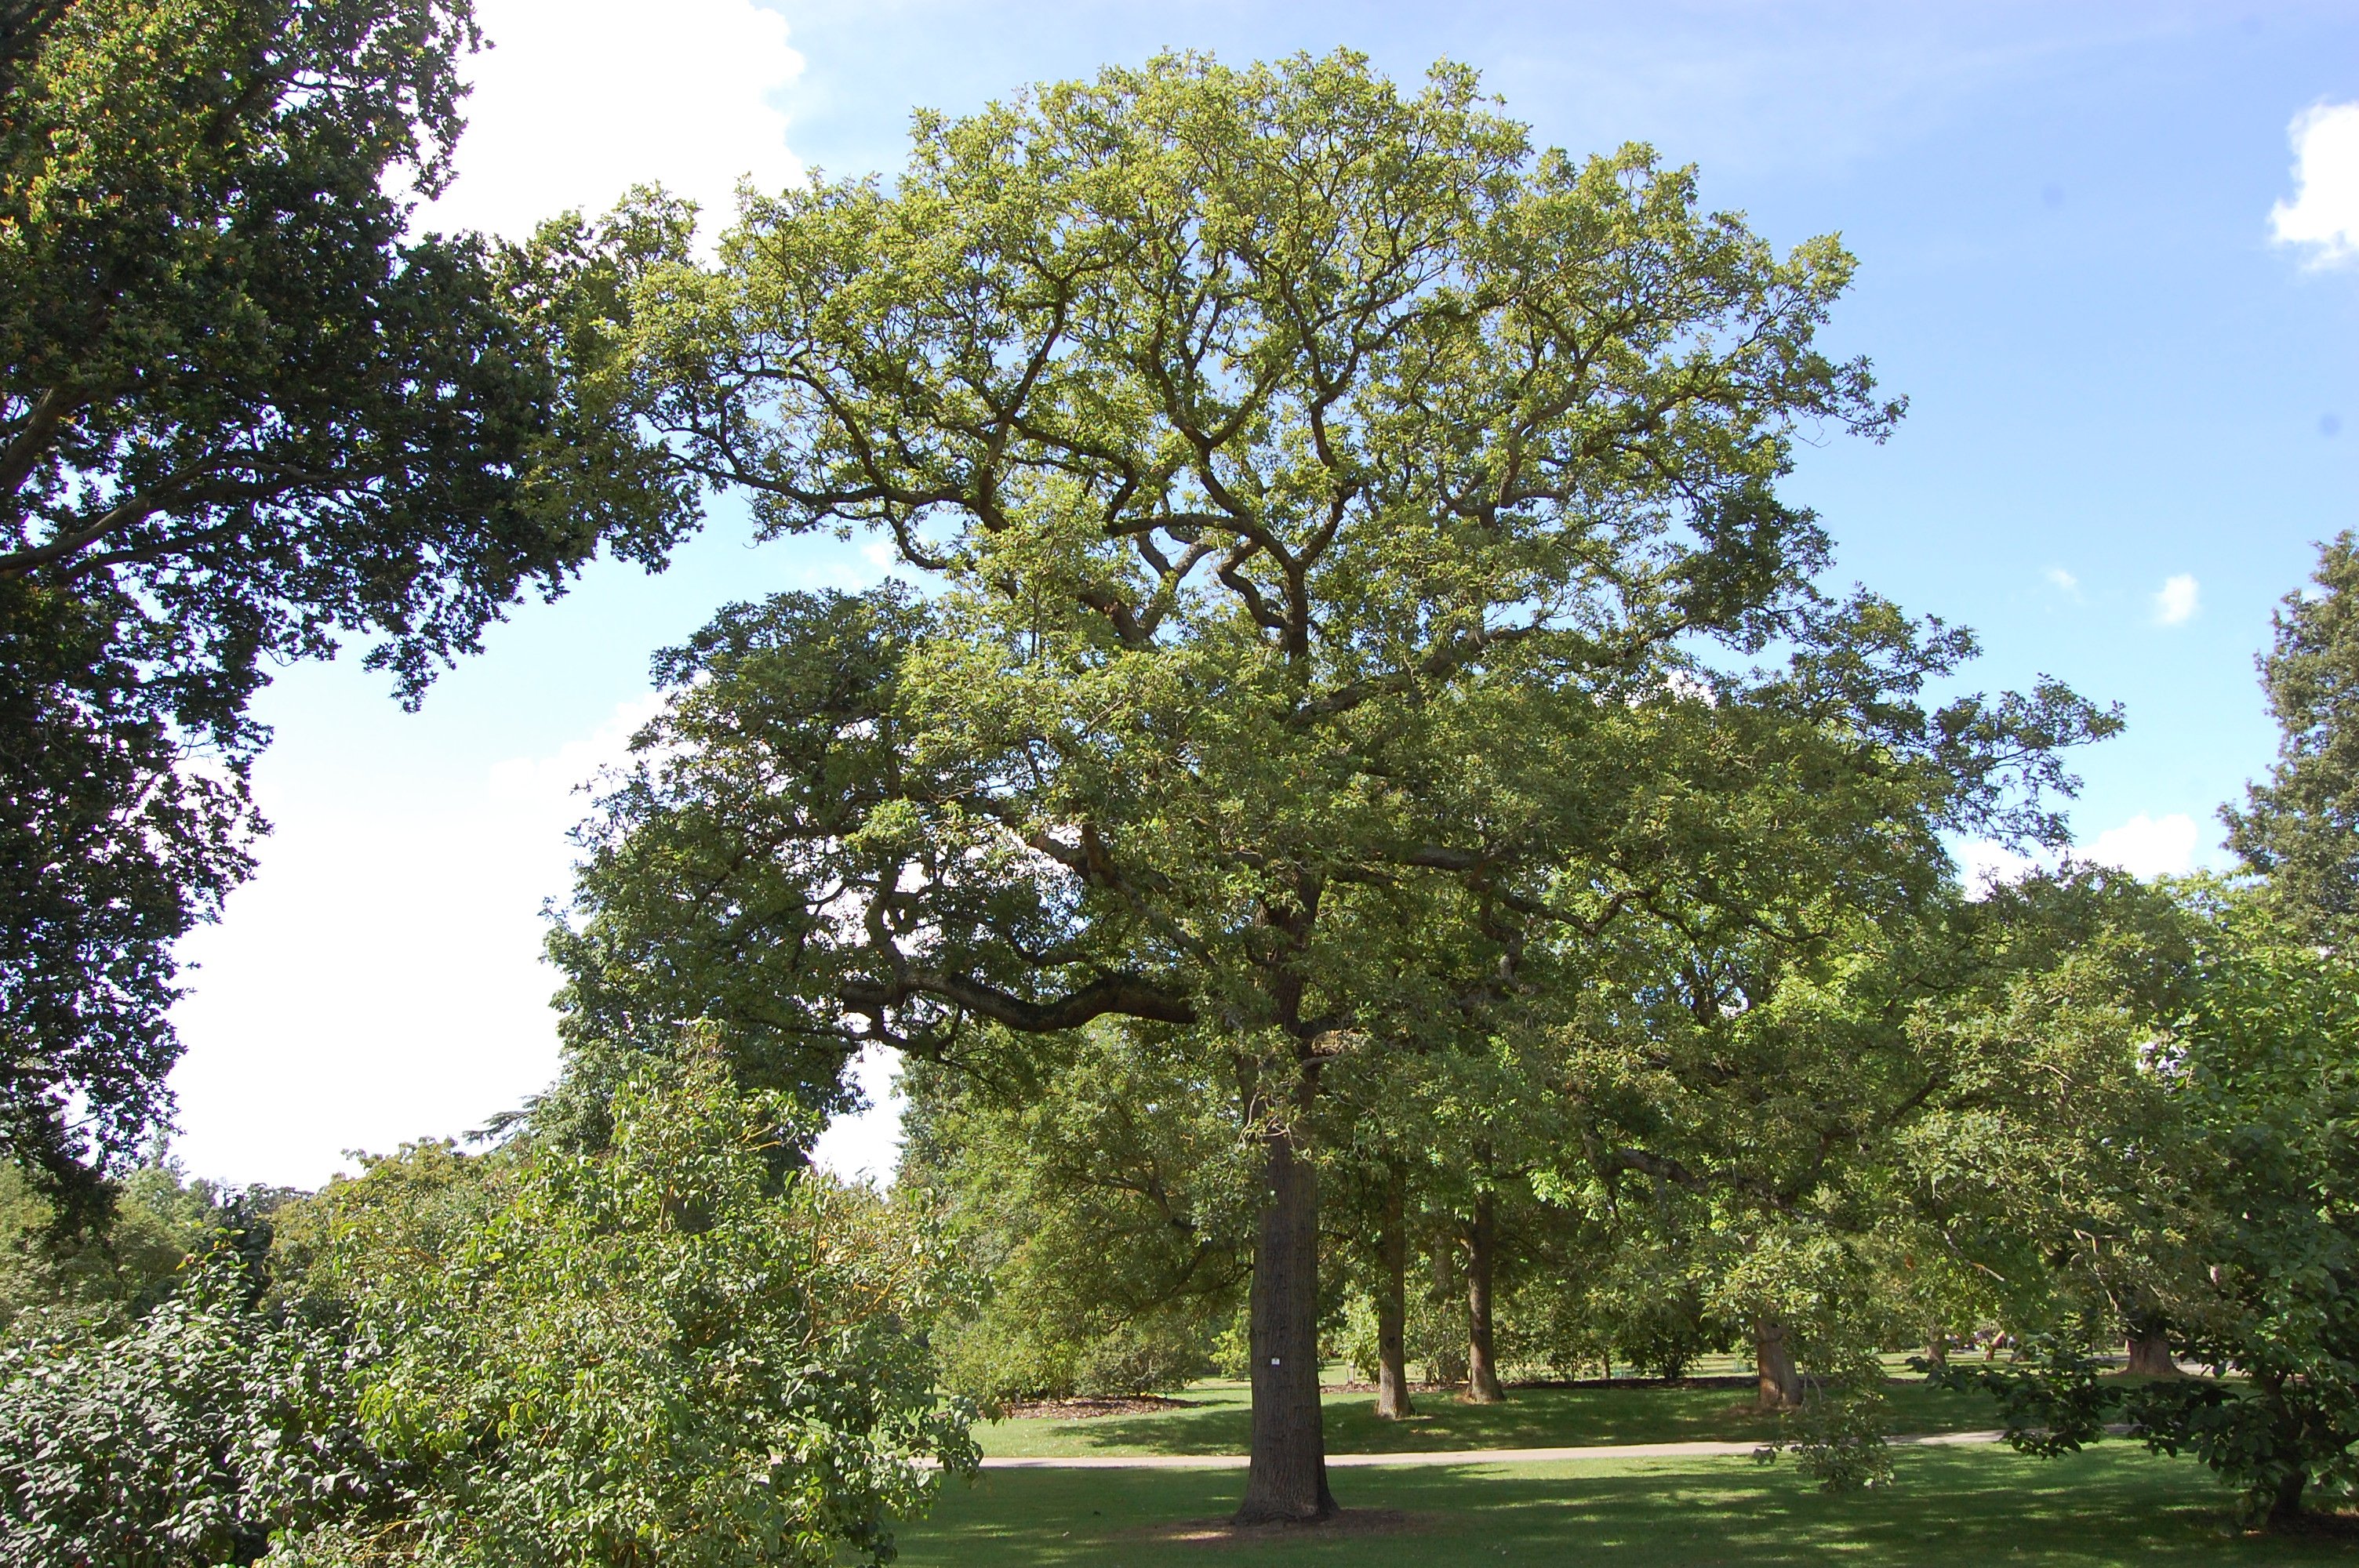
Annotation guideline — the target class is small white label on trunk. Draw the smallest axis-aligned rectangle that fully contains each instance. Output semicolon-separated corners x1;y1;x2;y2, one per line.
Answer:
1270;1357;1281;1366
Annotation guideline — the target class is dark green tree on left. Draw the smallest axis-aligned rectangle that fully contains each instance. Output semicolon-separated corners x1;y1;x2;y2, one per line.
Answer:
0;0;703;1210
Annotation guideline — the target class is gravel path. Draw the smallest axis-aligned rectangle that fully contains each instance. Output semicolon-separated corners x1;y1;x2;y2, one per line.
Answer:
976;1429;2009;1469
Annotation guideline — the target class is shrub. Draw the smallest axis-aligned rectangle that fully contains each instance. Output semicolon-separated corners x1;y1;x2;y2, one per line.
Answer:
0;1256;372;1567
274;1058;976;1566
0;1061;975;1567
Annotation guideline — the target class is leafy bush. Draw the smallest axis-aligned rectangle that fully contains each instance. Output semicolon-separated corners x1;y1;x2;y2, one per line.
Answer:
1772;1353;1895;1493
1334;1283;1470;1386
0;1256;372;1567
943;1303;1212;1405
274;1058;976;1567
0;1160;289;1342
0;1061;973;1566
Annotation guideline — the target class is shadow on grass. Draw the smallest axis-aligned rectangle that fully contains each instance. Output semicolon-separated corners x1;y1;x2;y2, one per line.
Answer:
902;1447;2348;1567
981;1378;2007;1457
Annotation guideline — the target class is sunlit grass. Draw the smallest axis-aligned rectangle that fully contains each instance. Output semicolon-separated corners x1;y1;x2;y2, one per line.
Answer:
903;1446;2342;1567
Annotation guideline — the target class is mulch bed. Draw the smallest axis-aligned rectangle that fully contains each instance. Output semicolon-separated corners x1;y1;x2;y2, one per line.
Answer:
1332;1374;1759;1394
1508;1374;1761;1392
2271;1511;2359;1541
995;1395;1204;1420
1136;1509;1435;1547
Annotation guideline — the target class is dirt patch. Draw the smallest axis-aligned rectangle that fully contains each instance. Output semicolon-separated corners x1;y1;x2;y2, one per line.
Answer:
1137;1508;1436;1547
997;1396;1204;1420
2269;1511;2359;1542
1332;1375;1760;1394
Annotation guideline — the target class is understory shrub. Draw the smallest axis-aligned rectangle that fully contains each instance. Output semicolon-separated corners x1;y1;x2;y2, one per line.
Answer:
0;1061;973;1567
275;1058;976;1567
0;1258;373;1566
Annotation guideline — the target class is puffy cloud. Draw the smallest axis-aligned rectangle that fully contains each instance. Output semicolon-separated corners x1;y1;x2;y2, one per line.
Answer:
2153;572;2199;626
2087;812;2201;879
416;0;805;245
812;1044;906;1187
1955;810;2205;895
168;695;663;1188
2045;566;2081;599
1954;837;2041;897
2272;102;2359;267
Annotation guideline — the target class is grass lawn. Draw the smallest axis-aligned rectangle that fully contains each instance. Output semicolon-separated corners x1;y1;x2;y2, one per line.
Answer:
977;1371;2009;1458
900;1446;2349;1566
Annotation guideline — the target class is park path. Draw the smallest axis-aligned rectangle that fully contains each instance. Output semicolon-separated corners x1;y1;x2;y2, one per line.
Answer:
976;1429;2008;1469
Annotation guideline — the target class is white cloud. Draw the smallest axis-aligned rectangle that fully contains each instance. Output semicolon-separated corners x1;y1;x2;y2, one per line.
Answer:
2153;572;2199;626
1957;809;2207;895
2087;812;2200;879
485;691;664;816
416;0;805;245
2272;101;2359;267
2045;566;2081;599
168;695;663;1188
1954;837;2041;897
812;1044;906;1187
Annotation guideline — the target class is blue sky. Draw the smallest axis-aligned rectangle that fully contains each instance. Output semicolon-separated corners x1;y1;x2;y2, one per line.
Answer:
166;0;2359;1188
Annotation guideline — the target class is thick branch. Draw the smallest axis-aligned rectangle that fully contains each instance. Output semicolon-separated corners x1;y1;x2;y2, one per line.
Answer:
1288;621;1540;728
842;967;1196;1033
0;382;84;501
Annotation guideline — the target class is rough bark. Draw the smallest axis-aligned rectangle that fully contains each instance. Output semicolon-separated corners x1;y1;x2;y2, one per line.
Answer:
2255;1373;2307;1528
2270;1468;2307;1527
1236;1061;1336;1524
1463;1189;1505;1403
1375;1164;1414;1420
1754;1316;1804;1410
2124;1320;2178;1377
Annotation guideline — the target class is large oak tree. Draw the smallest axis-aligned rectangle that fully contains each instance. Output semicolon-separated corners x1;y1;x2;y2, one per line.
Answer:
554;53;2104;1520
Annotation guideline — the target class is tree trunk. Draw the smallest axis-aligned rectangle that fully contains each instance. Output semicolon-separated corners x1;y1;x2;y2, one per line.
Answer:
1422;1231;1467;1384
1236;1063;1336;1524
1925;1331;1949;1370
2268;1468;2306;1528
2124;1320;2177;1377
1463;1190;1505;1403
2252;1372;2306;1529
1754;1316;1803;1410
1375;1164;1414;1420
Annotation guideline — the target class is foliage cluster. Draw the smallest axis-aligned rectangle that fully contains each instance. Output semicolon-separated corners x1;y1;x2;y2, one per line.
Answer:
0;0;702;1208
1921;895;2359;1525
0;1058;975;1566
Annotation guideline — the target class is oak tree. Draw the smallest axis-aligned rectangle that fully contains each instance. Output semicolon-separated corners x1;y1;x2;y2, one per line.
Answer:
555;52;2099;1519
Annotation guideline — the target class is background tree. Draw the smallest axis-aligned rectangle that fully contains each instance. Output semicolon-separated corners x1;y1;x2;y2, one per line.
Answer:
2223;530;2359;938
0;1157;295;1342
900;1028;1257;1406
1899;869;2200;1374
0;0;702;1207
1928;887;2359;1530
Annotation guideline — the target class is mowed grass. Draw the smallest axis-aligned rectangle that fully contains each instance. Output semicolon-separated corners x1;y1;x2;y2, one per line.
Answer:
900;1446;2349;1567
977;1372;2008;1458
